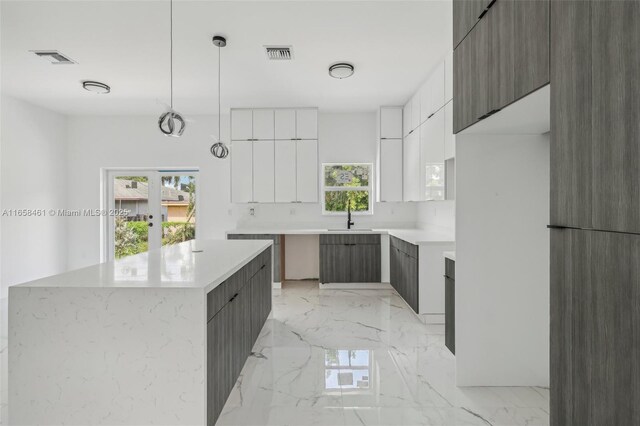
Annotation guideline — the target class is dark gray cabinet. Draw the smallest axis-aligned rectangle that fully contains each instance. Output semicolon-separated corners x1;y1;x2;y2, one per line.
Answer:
227;234;281;281
453;0;550;133
550;0;592;229
550;2;640;424
319;234;381;283
389;236;419;313
591;1;640;234
444;258;455;355
207;247;272;426
513;0;549;100
551;229;640;425
453;0;485;49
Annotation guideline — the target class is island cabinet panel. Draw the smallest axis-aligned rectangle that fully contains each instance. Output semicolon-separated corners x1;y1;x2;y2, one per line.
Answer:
389;236;419;313
227;234;281;281
319;234;381;283
207;247;272;426
444;258;455;355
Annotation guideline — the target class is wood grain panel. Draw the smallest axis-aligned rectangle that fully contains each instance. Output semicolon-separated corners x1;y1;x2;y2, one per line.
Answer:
591;1;640;233
550;0;592;228
514;0;550;100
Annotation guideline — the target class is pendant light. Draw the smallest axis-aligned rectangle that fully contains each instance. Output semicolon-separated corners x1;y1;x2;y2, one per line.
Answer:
210;35;229;159
158;0;186;137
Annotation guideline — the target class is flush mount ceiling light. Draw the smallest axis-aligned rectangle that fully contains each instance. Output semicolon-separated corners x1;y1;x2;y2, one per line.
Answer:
82;81;110;94
210;35;229;159
329;62;354;79
158;0;186;137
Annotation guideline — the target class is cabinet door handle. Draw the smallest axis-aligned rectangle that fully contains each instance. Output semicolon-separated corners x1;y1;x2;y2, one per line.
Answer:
428;113;435;119
229;293;239;303
260;264;266;270
478;9;488;19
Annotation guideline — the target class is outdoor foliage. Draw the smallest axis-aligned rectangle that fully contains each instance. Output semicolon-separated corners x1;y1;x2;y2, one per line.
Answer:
324;165;370;212
114;176;197;259
115;217;142;258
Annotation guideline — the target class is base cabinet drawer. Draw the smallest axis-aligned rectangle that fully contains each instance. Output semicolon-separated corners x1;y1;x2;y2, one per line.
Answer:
207;248;272;426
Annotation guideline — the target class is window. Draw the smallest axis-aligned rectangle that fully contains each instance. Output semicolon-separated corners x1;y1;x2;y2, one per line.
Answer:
322;163;373;215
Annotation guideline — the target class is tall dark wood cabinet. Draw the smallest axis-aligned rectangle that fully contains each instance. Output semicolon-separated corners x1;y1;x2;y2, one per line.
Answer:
550;0;592;229
551;229;640;425
591;2;640;234
550;1;640;424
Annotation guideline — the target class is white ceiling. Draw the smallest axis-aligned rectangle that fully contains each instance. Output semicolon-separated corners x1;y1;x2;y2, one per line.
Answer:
1;1;452;116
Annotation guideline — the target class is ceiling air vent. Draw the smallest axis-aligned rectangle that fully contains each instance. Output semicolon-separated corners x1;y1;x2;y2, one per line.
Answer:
30;50;76;65
264;46;293;61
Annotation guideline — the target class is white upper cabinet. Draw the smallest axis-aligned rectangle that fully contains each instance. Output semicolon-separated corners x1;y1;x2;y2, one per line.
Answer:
274;140;297;202
444;101;455;159
231;107;318;204
429;62;446;116
445;51;453;103
411;94;421;133
419;80;431;124
252;141;275;202
296;109;318;139
296;140;318;202
275;109;296;140
420;108;445;201
231;140;253;202
403;100;412;137
231;109;253;140
403;131;420;202
380;107;403;139
380;139;403;202
252;109;275;140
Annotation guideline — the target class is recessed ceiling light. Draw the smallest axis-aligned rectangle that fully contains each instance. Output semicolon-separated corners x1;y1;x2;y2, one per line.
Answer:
82;81;110;94
329;63;354;79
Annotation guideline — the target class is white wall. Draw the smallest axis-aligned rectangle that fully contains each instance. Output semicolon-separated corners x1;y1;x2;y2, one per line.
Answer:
0;95;68;296
456;132;549;386
284;235;319;280
66;112;417;269
416;200;455;231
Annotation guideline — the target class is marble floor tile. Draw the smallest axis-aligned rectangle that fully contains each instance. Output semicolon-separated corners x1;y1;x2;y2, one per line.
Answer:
218;281;549;426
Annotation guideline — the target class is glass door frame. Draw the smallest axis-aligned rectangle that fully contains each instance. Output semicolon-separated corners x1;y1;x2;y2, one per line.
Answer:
101;167;200;262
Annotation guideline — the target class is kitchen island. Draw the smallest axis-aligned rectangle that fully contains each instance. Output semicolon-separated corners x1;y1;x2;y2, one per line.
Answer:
8;239;272;426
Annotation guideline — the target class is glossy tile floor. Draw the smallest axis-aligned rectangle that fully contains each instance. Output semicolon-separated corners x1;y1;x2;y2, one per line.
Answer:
218;281;549;426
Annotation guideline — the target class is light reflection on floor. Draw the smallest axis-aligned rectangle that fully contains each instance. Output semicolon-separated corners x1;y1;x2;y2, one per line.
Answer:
218;281;549;426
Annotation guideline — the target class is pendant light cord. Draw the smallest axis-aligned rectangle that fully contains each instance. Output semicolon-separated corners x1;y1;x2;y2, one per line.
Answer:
170;0;173;110
218;44;221;142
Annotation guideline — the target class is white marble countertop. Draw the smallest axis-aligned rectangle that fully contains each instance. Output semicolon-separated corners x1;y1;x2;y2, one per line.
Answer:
443;251;456;261
226;226;455;245
11;239;272;293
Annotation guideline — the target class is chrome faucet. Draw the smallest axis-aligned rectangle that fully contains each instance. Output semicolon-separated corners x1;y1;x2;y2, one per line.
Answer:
347;202;354;230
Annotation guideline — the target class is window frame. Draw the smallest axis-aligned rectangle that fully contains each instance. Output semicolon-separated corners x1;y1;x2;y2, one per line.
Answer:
321;163;374;216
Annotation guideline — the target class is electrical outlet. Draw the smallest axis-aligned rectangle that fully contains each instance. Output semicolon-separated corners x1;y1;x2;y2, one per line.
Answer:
290;208;296;215
249;208;255;216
